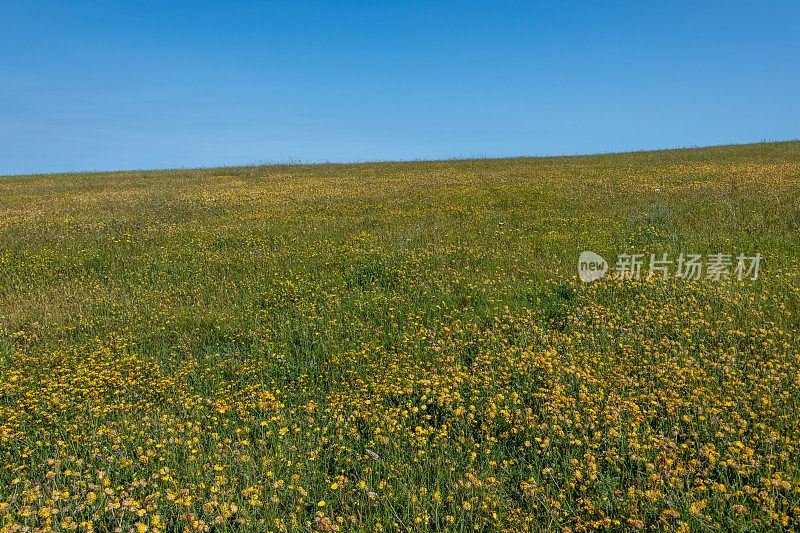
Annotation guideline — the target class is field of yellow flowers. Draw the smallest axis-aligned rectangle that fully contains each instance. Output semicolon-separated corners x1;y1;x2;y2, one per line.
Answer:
1;141;799;532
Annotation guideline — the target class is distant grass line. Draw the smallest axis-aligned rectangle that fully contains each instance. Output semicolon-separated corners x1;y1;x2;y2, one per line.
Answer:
2;139;798;183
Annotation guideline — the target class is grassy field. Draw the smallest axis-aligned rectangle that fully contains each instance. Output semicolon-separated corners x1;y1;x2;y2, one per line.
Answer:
1;140;799;532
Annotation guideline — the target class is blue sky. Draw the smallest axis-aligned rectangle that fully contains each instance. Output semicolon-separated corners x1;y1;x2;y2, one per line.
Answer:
2;1;798;175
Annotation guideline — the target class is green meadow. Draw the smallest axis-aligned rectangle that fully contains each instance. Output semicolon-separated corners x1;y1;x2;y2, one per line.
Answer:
1;140;799;532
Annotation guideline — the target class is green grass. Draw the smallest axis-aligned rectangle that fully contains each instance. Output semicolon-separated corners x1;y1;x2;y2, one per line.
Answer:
0;140;799;532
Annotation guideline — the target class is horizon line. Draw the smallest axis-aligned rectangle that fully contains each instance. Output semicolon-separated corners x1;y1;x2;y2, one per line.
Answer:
3;138;798;179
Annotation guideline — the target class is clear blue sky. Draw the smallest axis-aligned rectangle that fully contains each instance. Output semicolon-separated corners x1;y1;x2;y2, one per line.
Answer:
2;1;798;175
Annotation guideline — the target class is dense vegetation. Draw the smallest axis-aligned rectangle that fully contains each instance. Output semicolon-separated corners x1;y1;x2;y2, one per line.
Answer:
1;141;799;532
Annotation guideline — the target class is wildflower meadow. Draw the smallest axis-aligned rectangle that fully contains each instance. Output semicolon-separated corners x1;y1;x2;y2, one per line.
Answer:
1;141;799;532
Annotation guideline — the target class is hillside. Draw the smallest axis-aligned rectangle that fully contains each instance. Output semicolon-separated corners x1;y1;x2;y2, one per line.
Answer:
1;140;799;532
